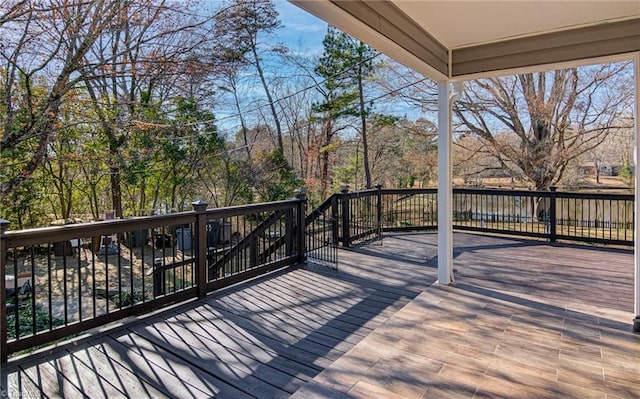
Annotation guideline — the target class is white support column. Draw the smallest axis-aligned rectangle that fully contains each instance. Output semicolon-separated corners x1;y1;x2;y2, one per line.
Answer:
438;81;454;285
634;53;640;332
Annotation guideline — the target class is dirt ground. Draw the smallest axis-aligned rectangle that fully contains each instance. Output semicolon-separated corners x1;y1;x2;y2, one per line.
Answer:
7;243;195;322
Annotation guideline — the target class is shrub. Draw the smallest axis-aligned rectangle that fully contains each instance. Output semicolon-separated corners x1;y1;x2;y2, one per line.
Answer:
618;163;634;187
111;290;145;308
5;300;64;340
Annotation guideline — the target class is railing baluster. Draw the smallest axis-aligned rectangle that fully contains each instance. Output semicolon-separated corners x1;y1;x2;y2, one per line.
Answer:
91;242;96;317
331;194;341;245
296;189;307;264
30;247;36;334
63;245;68;324
340;186;350;247
78;239;82;321
128;231;139;298
12;248;19;339
192;201;208;299
48;245;53;327
549;187;557;242
376;184;382;234
0;219;8;364
117;233;123;305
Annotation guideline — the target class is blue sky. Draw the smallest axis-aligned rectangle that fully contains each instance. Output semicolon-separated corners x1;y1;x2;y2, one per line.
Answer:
208;1;330;134
197;0;327;52
274;0;327;56
199;0;327;53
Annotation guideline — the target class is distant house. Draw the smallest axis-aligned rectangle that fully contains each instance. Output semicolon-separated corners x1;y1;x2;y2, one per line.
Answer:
578;162;625;177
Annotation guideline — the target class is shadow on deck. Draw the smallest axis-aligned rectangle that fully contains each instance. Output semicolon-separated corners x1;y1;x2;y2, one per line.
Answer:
2;232;638;398
294;233;639;399
1;233;438;398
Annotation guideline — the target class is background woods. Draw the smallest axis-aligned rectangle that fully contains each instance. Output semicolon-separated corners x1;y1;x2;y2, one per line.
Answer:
0;0;635;228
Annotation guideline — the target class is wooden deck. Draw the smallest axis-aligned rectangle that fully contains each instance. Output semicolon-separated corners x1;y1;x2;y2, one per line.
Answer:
2;233;638;398
1;233;437;398
294;233;640;399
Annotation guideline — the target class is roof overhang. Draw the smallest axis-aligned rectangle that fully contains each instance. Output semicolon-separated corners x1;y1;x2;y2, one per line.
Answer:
290;0;640;81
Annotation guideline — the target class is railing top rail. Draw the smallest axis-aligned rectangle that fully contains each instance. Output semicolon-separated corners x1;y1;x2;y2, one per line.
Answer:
453;187;550;196
204;198;302;219
379;188;437;195
2;198;303;248
334;187;635;205
451;187;633;199
554;191;634;200
345;189;378;198
3;213;195;247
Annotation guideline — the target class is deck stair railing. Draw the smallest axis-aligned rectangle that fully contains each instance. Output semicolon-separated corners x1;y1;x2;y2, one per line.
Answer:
243;190;340;269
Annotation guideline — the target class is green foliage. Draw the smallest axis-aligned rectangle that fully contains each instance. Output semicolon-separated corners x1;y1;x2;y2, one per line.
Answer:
618;163;634;186
111;290;145;308
0;176;48;228
223;158;255;204
332;151;360;191
255;149;303;201
313;26;381;190
313;27;372;119
214;0;280;61
407;175;416;188
372;113;399;127
5;300;64;340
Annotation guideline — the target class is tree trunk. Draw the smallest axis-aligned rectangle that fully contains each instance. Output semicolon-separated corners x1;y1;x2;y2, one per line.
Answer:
138;177;147;215
320;119;333;198
110;166;123;218
231;80;252;161
251;46;283;153
357;68;372;189
91;185;100;220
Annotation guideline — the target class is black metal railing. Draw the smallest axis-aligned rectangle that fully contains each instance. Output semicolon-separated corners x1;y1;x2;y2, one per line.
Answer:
305;192;338;269
334;186;634;247
1;186;634;361
0;197;306;362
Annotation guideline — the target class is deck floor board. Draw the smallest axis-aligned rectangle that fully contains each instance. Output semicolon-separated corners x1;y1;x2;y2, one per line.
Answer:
292;233;639;399
156;311;320;380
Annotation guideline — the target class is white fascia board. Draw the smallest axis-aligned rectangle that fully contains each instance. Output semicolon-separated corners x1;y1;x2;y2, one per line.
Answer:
451;52;638;81
289;0;448;82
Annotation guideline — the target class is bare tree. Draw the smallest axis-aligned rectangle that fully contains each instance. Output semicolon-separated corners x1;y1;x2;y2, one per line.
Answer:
218;61;254;161
0;0;122;195
212;0;285;153
454;62;633;190
78;0;215;216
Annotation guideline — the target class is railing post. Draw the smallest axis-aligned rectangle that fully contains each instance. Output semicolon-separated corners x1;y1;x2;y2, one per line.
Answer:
340;185;351;247
294;188;307;264
153;258;165;297
1;218;9;364
192;200;208;299
549;186;557;243
375;183;383;232
285;205;295;258
331;195;339;245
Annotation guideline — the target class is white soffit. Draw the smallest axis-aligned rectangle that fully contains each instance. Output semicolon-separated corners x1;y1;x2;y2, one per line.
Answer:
291;0;640;80
394;1;640;49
